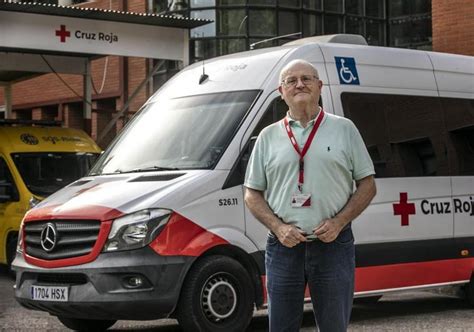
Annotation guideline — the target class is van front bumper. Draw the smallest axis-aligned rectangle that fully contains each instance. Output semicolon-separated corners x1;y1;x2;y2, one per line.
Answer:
13;247;193;320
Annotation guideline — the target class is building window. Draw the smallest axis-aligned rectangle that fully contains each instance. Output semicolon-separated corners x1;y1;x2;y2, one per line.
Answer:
389;15;432;49
178;0;430;62
303;0;322;10
388;0;432;49
346;0;364;15
278;11;300;36
191;10;216;37
248;0;276;5
366;19;385;45
346;16;364;35
279;0;301;8
217;9;247;36
324;0;343;13
366;0;384;18
324;14;343;34
303;13;323;37
249;9;276;37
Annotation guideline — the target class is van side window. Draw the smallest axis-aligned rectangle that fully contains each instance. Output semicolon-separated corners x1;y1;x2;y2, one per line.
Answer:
0;158;19;202
223;98;288;189
341;93;474;177
443;98;474;176
251;98;288;137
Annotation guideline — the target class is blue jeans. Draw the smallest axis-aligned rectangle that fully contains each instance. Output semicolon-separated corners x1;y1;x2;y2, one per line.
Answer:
265;228;355;332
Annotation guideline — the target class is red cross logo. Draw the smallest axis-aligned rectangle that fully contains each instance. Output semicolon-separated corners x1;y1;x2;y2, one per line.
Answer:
55;25;71;43
393;192;416;226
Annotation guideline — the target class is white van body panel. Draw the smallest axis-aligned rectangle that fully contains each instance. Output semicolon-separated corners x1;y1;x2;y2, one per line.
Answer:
320;43;438;91
428;52;474;98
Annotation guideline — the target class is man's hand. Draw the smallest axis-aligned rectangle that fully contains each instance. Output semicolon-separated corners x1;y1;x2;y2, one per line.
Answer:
275;223;307;248
313;175;376;243
313;218;345;243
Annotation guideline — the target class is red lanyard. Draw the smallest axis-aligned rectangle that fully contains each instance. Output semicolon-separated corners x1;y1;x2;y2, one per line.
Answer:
283;110;325;192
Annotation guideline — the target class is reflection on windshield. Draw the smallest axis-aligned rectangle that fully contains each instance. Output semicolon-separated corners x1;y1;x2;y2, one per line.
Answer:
12;153;100;197
91;90;259;175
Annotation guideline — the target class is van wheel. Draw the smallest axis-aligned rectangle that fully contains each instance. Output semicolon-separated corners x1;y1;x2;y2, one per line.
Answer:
177;255;254;332
466;277;474;306
57;317;116;331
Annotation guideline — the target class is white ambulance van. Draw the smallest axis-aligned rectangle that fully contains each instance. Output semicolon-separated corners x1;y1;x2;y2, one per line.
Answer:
13;35;474;331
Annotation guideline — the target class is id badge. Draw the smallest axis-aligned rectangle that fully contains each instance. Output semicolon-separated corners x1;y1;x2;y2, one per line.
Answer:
291;193;312;208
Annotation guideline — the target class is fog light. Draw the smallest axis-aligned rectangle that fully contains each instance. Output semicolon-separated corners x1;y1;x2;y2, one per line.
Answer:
126;276;143;288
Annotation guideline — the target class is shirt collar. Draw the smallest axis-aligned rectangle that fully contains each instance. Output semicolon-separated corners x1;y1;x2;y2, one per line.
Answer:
285;107;322;127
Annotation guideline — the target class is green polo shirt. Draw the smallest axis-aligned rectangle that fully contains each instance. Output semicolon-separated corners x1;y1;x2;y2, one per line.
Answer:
244;110;375;235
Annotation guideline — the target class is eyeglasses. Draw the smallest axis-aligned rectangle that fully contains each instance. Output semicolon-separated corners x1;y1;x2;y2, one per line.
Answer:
281;75;319;88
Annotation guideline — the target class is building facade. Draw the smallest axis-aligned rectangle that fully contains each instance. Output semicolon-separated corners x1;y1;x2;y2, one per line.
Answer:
0;0;472;147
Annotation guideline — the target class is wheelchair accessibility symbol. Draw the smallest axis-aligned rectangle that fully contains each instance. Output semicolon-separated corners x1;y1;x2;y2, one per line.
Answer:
335;57;360;85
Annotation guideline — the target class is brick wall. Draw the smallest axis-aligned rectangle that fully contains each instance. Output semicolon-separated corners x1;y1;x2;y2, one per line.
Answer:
432;0;474;55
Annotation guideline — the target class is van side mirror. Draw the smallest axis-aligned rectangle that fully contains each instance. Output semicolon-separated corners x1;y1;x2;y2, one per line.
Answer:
0;182;13;203
222;136;258;189
0;181;19;203
240;136;257;174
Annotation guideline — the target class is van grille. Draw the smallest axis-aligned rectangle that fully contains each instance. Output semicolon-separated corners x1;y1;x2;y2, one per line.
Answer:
24;220;100;260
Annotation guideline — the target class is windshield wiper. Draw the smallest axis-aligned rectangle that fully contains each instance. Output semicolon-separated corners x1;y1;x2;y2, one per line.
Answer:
128;166;181;173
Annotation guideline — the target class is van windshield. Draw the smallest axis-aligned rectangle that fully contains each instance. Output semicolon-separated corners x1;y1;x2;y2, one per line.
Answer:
12;152;100;197
91;90;259;175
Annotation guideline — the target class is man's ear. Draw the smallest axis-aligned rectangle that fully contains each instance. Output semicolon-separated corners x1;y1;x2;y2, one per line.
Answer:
278;85;283;95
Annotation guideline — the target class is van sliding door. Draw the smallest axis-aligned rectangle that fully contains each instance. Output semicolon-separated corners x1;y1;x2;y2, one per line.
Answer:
340;92;458;294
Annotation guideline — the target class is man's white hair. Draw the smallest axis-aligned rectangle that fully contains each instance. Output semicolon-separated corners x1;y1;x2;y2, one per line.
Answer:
279;59;319;83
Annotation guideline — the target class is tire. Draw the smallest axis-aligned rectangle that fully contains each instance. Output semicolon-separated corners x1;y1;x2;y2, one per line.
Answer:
176;255;255;332
466;277;474;307
57;317;116;331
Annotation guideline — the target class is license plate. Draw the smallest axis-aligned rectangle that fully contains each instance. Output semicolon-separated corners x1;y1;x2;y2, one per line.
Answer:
31;285;68;302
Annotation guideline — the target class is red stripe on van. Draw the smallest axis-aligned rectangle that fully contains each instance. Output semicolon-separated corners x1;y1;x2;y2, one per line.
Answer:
149;213;228;256
260;258;474;305
355;258;474;292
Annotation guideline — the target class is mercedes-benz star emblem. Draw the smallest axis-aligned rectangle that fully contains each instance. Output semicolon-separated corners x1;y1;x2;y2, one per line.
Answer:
40;223;58;252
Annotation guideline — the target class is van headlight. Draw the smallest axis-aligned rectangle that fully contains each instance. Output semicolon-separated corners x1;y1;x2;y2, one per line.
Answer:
104;209;172;252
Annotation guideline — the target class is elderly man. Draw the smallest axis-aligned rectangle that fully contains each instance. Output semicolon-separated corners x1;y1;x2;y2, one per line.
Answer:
244;59;376;332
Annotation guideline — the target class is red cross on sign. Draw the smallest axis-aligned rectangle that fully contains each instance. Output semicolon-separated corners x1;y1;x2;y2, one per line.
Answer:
55;25;71;43
393;192;416;226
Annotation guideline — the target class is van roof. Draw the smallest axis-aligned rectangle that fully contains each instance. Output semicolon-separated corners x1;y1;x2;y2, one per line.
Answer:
0;126;101;154
148;34;473;103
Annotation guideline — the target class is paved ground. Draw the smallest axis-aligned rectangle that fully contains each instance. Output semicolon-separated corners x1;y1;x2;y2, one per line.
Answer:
1;270;473;331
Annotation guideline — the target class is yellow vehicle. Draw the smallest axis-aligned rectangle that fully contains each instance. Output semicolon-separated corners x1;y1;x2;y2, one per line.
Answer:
0;120;101;271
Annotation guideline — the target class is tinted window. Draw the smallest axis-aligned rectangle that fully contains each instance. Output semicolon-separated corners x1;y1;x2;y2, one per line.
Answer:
92;91;260;174
341;93;474;177
12;153;99;197
224;97;287;188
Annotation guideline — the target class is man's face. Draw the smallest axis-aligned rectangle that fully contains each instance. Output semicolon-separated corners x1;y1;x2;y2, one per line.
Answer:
278;63;322;109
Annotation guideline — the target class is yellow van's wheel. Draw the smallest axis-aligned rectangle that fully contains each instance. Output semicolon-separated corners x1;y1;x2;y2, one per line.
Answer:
6;236;17;276
57;317;116;331
177;255;254;332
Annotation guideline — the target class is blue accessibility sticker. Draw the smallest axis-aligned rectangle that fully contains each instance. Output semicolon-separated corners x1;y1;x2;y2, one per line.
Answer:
335;57;360;85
